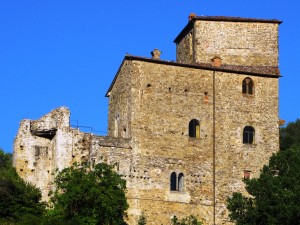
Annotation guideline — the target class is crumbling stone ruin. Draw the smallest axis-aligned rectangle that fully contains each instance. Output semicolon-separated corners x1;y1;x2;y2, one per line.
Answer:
13;14;282;225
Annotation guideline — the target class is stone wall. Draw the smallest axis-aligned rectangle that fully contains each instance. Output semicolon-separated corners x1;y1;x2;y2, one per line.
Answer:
176;30;193;63
110;59;279;224
213;71;279;224
14;108;132;202
108;60;133;139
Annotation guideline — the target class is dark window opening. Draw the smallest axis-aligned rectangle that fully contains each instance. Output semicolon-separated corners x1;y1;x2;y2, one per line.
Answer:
170;172;177;191
243;170;251;179
243;126;255;144
189;119;200;138
34;146;40;157
242;78;254;95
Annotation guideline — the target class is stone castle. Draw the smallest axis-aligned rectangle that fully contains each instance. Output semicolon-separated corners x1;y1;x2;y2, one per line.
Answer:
13;14;282;225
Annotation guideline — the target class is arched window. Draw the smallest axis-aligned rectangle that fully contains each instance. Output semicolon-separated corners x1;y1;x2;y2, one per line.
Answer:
170;172;185;192
170;172;177;191
189;119;200;138
178;173;184;192
243;126;255;144
242;78;254;95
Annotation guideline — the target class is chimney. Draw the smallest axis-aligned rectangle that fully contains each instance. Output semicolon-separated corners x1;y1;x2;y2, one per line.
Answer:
151;49;162;60
211;56;222;67
188;13;196;21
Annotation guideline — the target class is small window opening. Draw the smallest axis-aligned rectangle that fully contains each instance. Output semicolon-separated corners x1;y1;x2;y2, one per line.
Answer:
242;78;254;95
114;114;120;137
243;126;255;144
122;127;127;138
204;92;208;103
35;146;40;156
243;170;251;179
189;119;200;138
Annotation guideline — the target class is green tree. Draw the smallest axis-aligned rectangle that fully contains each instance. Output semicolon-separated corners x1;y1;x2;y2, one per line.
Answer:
171;215;203;225
280;119;300;150
49;162;128;225
0;149;45;224
227;145;300;225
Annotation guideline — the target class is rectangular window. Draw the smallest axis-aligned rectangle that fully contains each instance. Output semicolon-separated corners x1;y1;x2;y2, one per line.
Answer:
243;170;251;179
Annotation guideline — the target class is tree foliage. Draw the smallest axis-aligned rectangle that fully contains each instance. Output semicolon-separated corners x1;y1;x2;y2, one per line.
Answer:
49;162;128;225
171;215;203;225
227;145;300;225
280;119;300;150
0;149;45;224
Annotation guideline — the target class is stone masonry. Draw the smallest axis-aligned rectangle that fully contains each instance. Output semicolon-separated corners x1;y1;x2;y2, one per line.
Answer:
14;14;282;225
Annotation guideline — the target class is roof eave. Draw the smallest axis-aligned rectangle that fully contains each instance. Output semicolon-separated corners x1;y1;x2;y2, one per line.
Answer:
173;21;194;44
105;56;280;97
105;57;127;97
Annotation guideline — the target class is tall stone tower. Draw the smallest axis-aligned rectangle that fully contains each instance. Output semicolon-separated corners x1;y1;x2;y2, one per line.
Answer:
14;15;281;225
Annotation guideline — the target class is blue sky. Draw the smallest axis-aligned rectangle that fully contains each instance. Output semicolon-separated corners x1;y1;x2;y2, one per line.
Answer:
1;0;299;153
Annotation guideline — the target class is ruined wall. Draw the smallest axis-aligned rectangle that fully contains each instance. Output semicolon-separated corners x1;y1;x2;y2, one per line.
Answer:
14;119;54;200
13;107;71;200
14;108;132;202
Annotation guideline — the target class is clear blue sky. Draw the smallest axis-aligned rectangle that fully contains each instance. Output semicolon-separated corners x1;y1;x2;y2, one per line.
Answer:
1;0;299;153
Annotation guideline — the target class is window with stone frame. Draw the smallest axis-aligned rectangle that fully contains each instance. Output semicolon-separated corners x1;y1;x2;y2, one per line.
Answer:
170;172;185;192
242;77;254;96
189;119;200;138
243;126;255;144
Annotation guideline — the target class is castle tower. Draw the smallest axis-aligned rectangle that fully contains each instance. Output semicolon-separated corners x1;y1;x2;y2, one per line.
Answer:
106;15;281;224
